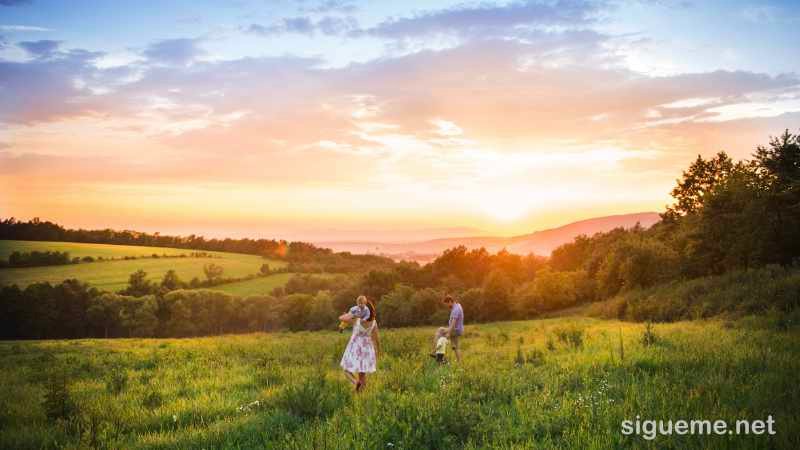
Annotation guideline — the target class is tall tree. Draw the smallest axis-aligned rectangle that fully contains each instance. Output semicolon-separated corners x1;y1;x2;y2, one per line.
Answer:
160;270;184;291
87;293;122;338
203;263;225;284
753;130;800;265
121;270;155;297
662;152;735;221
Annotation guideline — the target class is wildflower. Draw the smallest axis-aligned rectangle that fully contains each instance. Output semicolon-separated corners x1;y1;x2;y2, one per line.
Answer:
172;414;178;423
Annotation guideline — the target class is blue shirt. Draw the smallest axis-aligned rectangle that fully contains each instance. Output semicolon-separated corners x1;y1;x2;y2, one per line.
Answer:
449;303;464;335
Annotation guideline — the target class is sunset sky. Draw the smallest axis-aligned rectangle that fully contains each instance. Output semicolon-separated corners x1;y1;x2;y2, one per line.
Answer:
1;0;799;241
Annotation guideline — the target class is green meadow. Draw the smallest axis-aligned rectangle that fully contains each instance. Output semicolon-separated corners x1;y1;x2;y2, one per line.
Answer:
0;241;197;260
0;240;287;292
0;317;796;449
207;273;295;296
206;273;340;297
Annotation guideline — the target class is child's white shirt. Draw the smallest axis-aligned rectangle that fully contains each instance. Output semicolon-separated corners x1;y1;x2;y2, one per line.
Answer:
435;336;449;354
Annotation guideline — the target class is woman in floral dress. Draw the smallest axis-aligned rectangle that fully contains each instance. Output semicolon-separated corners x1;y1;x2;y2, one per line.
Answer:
339;301;380;392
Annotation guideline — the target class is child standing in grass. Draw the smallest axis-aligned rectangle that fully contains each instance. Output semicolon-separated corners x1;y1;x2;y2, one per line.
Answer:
431;295;464;362
431;327;449;364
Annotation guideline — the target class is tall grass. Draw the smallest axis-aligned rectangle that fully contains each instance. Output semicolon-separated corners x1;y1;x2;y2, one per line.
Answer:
0;317;797;448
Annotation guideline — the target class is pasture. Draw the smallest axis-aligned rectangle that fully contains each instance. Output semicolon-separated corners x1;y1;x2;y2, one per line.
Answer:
207;273;295;297
208;272;341;297
0;240;287;292
0;317;796;449
0;241;197;260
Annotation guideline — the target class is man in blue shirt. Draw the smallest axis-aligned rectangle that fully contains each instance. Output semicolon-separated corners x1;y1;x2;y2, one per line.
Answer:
434;295;464;362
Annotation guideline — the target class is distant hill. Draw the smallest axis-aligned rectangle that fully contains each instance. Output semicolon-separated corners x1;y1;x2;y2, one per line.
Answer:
504;212;661;255
317;212;660;262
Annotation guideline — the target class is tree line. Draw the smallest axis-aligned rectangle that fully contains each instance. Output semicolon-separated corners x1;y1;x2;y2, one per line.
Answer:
0;276;440;339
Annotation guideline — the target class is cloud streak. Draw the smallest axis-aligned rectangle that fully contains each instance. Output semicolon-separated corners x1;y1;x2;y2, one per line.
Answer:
247;0;603;41
246;16;359;37
143;38;206;66
17;39;60;57
0;24;49;31
367;0;604;39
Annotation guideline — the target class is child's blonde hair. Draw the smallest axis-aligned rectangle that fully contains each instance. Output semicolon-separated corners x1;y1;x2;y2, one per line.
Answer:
435;327;448;339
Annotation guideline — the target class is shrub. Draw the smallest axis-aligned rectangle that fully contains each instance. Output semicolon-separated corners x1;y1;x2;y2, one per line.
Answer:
481;269;514;320
43;369;78;422
514;345;525;366
7;250;72;267
142;390;163;411
612;266;800;322
278;371;349;421
105;366;128;395
554;327;584;349
284;274;338;296
596;236;679;297
305;290;337;330
512;269;594;317
640;322;657;346
527;348;546;366
379;285;445;328
203;263;224;283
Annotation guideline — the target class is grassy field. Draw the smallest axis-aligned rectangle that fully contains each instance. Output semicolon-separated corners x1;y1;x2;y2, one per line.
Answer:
208;273;295;297
0;317;796;449
209;272;340;297
0;240;287;292
0;240;203;260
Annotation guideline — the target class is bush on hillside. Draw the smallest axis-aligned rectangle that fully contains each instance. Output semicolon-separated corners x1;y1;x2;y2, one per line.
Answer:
512;269;594;318
588;266;800;322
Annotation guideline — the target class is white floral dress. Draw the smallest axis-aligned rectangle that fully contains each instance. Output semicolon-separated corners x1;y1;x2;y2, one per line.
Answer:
340;318;377;373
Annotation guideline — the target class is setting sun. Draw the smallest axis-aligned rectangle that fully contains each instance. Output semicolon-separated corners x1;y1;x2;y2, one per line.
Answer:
478;191;535;222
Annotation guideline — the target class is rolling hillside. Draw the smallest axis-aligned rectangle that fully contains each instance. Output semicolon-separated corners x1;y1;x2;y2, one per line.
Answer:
0;240;287;292
0;240;194;260
207;273;294;296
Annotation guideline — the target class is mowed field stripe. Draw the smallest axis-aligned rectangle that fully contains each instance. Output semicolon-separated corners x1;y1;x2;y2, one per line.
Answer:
0;240;287;292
